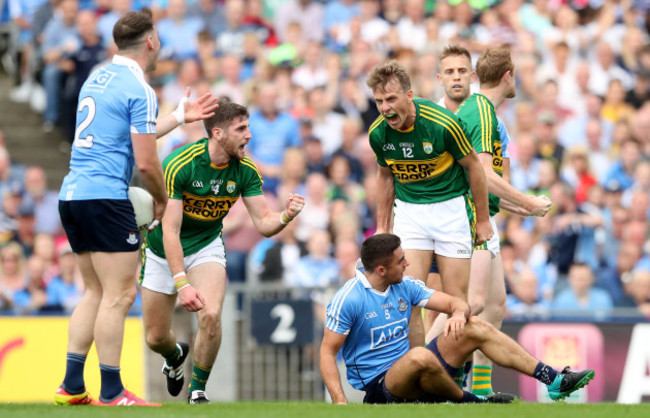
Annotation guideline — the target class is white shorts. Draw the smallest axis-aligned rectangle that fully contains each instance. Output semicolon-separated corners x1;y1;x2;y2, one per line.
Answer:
393;196;474;259
139;235;226;295
474;216;500;256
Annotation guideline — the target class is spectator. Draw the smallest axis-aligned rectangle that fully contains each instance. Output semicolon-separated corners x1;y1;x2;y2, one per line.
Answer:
0;242;27;310
12;255;48;314
601;79;635;124
588;42;634;96
187;0;226;38
552;263;613;318
598;241;643;306
216;0;248;56
41;0;79;132
247;83;301;193
157;0;205;61
559;146;597;205
212;54;246;105
290;229;339;289
506;268;550;320
97;0;131;47
45;241;83;313
308;86;344;157
294;172;329;242
334;237;360;281
22;166;62;235
603;139;641;192
511;131;541;193
619;268;650;318
274;0;324;44
259;218;307;282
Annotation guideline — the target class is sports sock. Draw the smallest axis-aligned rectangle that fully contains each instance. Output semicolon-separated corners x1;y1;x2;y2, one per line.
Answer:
472;365;493;395
453;367;464;388
163;343;183;367
99;364;124;401
62;353;87;394
533;362;558;385
189;361;212;392
462;361;472;389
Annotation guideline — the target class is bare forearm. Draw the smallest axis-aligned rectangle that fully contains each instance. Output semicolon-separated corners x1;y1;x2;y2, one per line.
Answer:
254;211;289;237
139;165;167;204
162;232;185;276
376;170;395;232
155;113;180;138
467;164;490;222
449;297;470;319
320;353;347;404
486;169;534;211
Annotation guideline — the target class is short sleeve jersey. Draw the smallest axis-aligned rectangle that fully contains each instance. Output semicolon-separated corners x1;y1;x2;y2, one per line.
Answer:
456;93;502;216
145;138;264;258
60;55;158;201
368;97;473;204
325;269;434;390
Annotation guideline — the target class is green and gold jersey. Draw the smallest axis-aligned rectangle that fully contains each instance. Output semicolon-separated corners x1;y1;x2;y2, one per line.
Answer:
456;93;502;216
368;97;473;204
145;138;264;258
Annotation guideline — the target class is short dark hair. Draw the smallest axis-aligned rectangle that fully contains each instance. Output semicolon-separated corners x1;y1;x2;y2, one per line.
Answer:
476;48;514;88
360;234;401;271
113;8;154;50
204;98;249;137
439;44;471;65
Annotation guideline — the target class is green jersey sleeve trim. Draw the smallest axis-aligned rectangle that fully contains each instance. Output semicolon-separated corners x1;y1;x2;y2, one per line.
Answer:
477;96;494;154
419;104;472;155
240;157;264;196
164;142;205;199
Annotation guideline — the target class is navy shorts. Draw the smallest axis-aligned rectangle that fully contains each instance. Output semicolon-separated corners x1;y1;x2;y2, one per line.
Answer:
363;370;446;404
429;256;439;274
59;199;141;253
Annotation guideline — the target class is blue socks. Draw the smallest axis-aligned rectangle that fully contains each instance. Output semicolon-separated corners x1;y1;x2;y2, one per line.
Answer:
62;353;87;394
459;390;485;403
533;362;558;385
99;363;124;401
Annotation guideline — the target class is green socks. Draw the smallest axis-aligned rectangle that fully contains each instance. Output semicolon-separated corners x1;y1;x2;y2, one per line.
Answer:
189;361;212;392
472;365;493;396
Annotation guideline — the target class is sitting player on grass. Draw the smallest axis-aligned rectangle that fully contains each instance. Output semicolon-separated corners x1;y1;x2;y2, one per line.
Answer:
320;234;595;404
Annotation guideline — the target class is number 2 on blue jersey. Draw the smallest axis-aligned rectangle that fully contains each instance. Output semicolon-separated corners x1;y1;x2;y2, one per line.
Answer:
74;96;96;148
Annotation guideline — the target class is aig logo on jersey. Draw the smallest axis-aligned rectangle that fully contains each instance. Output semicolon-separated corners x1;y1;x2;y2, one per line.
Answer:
226;181;236;194
370;318;408;350
423;142;433;154
87;68;115;90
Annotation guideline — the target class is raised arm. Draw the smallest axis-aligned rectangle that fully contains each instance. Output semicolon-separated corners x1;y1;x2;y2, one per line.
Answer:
156;89;219;138
242;193;305;237
477;153;551;217
320;328;348;404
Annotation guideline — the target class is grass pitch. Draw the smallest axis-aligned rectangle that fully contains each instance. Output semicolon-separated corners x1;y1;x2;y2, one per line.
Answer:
1;402;650;418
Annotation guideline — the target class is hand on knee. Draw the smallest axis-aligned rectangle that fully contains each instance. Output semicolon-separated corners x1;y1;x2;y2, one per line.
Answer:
468;297;486;316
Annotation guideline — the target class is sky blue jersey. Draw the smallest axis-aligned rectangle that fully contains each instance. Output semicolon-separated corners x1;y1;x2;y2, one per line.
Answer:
325;268;434;390
497;117;511;159
59;55;158;201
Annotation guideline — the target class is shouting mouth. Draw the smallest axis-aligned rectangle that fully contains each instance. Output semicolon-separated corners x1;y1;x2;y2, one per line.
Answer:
384;113;398;124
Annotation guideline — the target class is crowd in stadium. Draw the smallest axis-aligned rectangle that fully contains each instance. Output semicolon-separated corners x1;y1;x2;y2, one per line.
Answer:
0;0;649;320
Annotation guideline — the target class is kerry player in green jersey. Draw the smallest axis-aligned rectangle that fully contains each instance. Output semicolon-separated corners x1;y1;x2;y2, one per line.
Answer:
366;60;492;349
139;99;305;404
427;46;552;394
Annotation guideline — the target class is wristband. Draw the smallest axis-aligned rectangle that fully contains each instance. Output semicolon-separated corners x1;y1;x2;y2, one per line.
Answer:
174;279;189;290
172;272;187;281
176;283;191;292
172;96;189;125
280;210;292;225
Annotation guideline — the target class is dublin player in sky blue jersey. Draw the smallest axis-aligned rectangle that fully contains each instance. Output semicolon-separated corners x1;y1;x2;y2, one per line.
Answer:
320;234;594;404
55;9;218;407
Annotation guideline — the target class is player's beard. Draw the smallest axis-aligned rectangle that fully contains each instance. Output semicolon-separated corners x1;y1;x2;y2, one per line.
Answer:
224;137;246;161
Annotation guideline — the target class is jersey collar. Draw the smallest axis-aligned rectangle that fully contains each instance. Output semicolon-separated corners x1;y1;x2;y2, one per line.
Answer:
112;55;144;78
355;266;392;296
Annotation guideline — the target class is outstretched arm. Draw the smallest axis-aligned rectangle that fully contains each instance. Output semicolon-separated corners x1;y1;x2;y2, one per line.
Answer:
478;153;551;217
243;193;305;237
424;291;470;341
156;88;219;138
320;328;348;404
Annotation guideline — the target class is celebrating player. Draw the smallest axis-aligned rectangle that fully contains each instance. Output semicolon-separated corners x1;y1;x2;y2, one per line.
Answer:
320;233;595;404
55;9;218;406
140;99;305;404
429;46;552;394
366;60;492;348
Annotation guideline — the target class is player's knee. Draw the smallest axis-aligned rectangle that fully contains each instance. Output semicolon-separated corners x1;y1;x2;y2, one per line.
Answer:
410;347;442;374
103;286;137;311
464;316;494;340
468;294;486;316
198;307;222;335
145;328;168;350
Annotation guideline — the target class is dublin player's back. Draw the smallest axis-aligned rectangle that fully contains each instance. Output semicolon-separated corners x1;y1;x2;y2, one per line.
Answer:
61;55;158;202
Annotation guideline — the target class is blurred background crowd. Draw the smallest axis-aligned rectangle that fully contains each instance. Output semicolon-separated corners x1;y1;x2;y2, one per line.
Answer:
0;0;649;321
